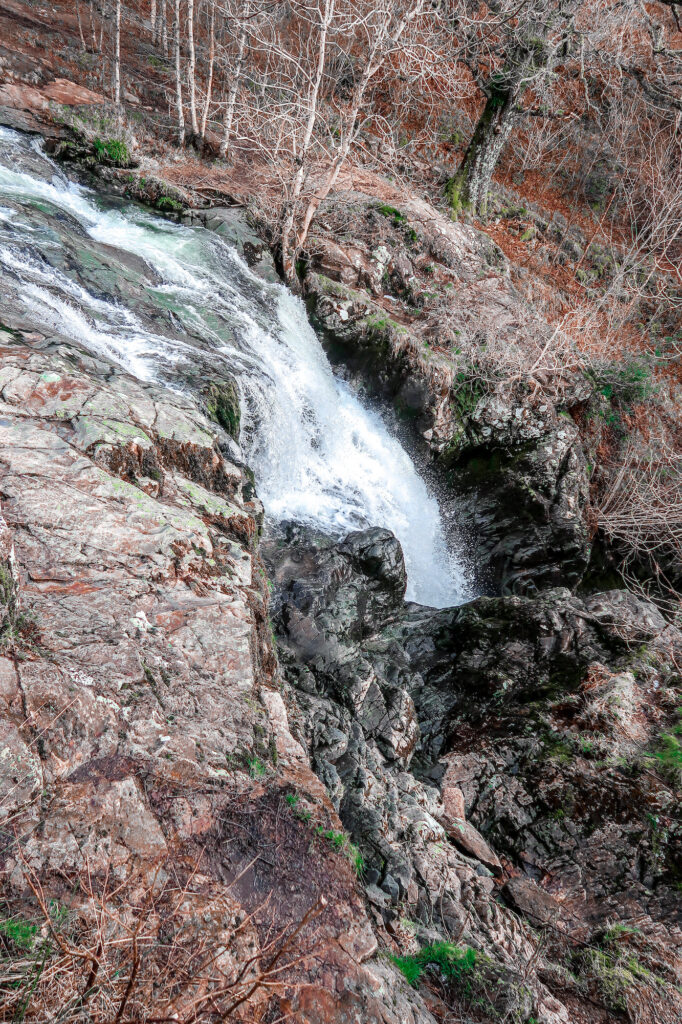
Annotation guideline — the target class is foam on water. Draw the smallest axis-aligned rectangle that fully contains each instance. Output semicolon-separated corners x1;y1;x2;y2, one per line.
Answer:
0;127;470;606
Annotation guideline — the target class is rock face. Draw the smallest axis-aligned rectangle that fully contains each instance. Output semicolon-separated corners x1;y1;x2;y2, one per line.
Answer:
0;132;680;1024
0;330;438;1023
183;206;280;282
266;523;682;1024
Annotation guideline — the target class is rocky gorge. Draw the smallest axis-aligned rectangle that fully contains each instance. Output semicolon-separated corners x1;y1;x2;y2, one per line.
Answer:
0;108;680;1024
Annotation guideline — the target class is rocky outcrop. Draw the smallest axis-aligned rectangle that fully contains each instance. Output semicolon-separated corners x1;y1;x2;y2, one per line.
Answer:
266;522;682;1024
301;193;592;594
0;330;443;1023
183;206;280;282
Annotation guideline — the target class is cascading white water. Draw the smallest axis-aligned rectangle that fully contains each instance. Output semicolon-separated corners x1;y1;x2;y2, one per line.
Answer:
0;127;470;606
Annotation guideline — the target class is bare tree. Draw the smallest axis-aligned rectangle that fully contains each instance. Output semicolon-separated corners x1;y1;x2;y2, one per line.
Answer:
200;0;216;139
218;0;252;158
279;0;336;280
174;0;185;143
186;0;199;138
114;0;122;108
444;0;579;217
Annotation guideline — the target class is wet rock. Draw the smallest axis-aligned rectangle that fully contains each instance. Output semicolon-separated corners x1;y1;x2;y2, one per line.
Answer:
183;206;279;282
0;329;425;1023
202;376;241;440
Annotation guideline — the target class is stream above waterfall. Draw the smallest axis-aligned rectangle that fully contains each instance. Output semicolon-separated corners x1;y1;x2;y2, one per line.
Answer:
0;126;471;607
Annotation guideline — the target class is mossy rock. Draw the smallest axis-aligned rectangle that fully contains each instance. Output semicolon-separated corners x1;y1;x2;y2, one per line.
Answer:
203;379;241;440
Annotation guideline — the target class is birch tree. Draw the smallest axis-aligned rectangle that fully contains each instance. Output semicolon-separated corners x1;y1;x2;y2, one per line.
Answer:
174;0;185;143
200;0;216;139
114;0;122;108
279;0;336;281
218;0;252;158
186;0;199;137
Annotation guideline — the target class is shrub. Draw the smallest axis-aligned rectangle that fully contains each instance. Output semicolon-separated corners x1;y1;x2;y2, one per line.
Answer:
248;756;266;778
648;729;682;787
156;195;184;213
0;914;38;951
587;358;653;404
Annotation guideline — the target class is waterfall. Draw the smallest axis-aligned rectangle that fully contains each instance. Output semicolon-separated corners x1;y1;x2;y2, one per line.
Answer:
0;127;470;607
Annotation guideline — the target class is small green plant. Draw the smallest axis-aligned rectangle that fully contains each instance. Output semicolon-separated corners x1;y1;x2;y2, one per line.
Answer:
285;794;362;873
390;942;478;988
314;826;364;874
156;195;184;213
646;707;682;786
248;756;266;778
376;204;406;224
93;137;130;166
0;914;38;950
587;359;653;405
575;946;657;1013
602;924;641;944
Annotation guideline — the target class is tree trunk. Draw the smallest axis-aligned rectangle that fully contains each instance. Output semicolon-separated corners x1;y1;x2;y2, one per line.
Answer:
446;76;520;219
76;0;86;49
219;9;248;159
280;0;335;283
114;0;122;108
296;1;424;251
200;0;215;139
186;0;199;137
174;0;185;145
447;26;566;220
159;0;168;54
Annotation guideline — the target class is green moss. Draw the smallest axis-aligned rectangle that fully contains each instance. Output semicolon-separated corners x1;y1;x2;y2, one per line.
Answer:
204;380;241;440
376;204;406;224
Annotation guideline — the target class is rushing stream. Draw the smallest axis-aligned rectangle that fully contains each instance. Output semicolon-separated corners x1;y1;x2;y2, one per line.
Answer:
0;127;469;606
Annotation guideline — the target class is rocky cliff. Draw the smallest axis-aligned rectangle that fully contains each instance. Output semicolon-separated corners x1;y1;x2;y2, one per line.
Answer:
0;87;680;1023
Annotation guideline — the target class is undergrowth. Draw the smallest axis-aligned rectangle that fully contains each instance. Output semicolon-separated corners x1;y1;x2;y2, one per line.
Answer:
93;137;130;166
390;941;478;988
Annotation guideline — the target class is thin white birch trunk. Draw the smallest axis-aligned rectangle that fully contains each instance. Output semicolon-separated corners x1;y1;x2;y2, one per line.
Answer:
200;0;216;139
186;0;199;136
219;15;248;158
174;0;185;144
280;0;335;281
114;0;121;108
